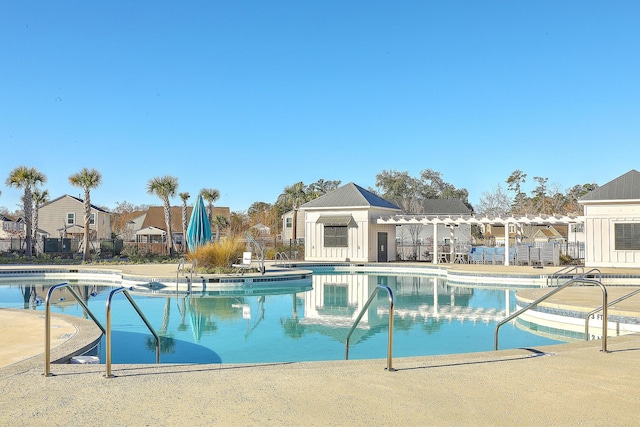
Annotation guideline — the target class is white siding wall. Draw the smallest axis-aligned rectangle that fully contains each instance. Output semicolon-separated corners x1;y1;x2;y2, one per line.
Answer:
367;221;397;262
584;202;640;267
304;274;381;325
304;208;398;262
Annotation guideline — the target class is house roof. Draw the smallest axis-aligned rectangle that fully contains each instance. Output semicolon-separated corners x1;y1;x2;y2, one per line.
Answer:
420;199;471;215
300;183;401;211
141;206;230;233
579;170;640;202
41;194;111;213
136;226;166;236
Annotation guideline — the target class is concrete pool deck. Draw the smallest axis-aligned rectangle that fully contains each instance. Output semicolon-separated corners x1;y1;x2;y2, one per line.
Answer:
1;263;640;426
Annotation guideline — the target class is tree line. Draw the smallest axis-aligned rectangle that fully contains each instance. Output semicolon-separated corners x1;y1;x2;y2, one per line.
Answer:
1;165;599;258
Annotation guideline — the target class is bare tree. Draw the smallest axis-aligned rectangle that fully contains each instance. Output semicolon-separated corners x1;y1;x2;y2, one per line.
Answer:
476;184;512;217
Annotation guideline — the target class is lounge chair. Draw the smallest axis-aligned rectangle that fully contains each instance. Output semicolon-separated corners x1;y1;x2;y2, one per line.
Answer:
232;252;252;275
541;242;559;266
469;247;484;264
483;247;496;265
493;247;505;265
516;245;530;265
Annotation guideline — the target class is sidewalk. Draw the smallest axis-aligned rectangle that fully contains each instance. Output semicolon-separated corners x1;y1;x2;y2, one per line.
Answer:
1;332;639;426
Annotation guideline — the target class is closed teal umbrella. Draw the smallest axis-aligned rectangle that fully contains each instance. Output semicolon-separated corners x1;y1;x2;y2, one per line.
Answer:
186;194;212;251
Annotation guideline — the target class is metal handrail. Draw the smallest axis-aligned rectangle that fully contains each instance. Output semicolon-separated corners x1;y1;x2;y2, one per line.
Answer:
546;266;602;287
176;257;185;284
275;252;291;268
345;285;395;371
105;287;160;378
245;232;266;274
546;266;584;287
585;287;640;340
495;278;608;352
44;283;105;377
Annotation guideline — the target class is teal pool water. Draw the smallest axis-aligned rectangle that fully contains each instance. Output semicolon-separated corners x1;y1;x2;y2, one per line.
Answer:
0;271;562;364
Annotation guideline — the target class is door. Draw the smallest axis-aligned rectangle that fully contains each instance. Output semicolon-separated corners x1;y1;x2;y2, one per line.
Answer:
377;232;388;262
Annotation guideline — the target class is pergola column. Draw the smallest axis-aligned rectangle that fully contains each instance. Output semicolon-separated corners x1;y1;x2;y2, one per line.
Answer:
504;222;510;266
432;224;439;264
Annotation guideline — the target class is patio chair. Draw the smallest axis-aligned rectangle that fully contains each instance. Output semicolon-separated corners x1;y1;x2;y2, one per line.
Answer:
493;247;505;265
516;245;530;265
541;243;559;266
232;251;252;275
483;247;495;265
468;247;484;264
529;246;541;266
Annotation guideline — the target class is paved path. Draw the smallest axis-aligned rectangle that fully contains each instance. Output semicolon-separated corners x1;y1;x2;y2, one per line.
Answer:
1;334;639;426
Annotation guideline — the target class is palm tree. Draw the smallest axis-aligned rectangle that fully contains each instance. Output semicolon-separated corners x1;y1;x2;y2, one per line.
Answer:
31;188;49;253
179;192;190;253
147;175;179;257
69;168;102;262
211;214;230;241
278;182;307;242
5;166;47;257
200;188;220;235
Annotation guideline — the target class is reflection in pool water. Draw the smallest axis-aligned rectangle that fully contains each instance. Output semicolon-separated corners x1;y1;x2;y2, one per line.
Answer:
0;272;562;364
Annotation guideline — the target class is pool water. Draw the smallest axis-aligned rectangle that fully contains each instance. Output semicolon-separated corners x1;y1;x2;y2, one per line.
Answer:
0;272;563;364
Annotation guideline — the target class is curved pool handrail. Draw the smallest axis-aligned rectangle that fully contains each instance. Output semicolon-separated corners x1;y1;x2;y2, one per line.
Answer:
345;284;395;371
44;282;105;377
585;287;640;340
105;287;160;378
546;266;584;287
495;277;608;352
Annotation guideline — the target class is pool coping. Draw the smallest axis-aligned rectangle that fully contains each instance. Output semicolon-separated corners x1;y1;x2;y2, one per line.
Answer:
0;309;103;379
3;261;640;288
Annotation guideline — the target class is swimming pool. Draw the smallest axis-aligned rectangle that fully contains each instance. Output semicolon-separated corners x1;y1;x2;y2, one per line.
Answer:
0;271;563;364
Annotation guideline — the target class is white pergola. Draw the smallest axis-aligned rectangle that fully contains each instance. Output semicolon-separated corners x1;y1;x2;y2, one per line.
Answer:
376;214;584;266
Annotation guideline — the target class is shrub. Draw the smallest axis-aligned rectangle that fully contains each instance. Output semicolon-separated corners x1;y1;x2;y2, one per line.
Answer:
188;238;246;271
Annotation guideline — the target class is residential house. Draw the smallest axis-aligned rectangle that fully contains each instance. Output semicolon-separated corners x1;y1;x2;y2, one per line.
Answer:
282;209;306;242
579;169;640;267
482;224;567;246
38;195;112;240
397;199;473;245
250;223;270;236
135;205;231;250
300;183;401;262
0;214;24;239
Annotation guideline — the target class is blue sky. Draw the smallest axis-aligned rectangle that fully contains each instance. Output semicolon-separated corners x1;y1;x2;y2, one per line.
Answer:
1;1;639;213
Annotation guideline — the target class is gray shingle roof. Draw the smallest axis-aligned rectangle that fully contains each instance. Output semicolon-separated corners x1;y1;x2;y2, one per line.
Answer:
300;183;400;210
579;170;640;202
420;199;471;215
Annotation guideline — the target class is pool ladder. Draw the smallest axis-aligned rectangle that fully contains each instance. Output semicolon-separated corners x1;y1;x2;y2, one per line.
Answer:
275;252;292;268
44;283;160;378
494;276;609;352
345;284;395;371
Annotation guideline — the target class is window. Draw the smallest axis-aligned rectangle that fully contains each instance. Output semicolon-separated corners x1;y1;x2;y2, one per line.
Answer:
285;218;292;228
67;213;75;225
324;284;348;308
89;213;95;225
324;226;348;247
615;223;640;250
508;224;516;233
